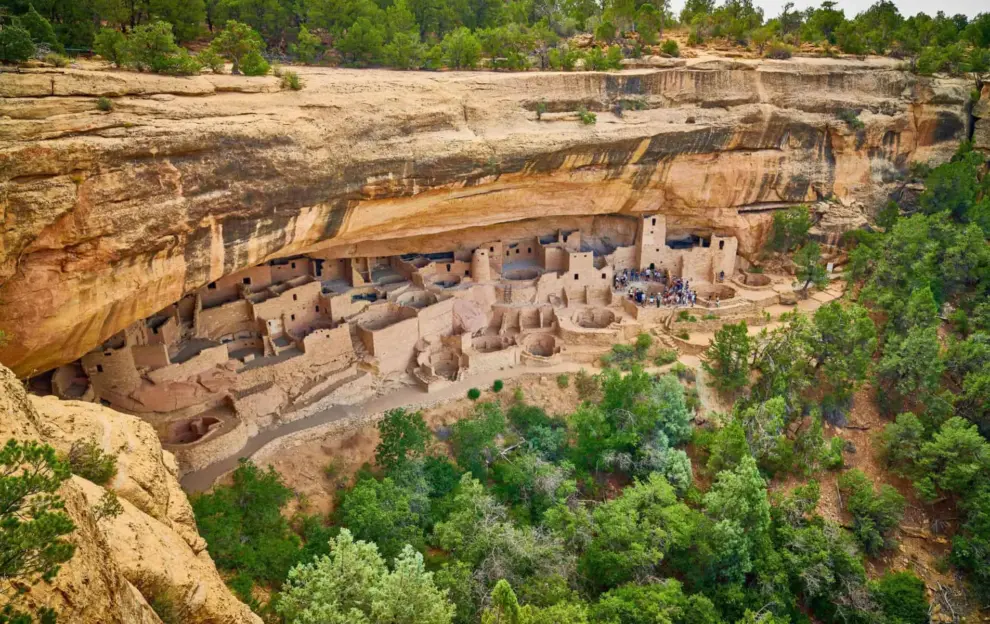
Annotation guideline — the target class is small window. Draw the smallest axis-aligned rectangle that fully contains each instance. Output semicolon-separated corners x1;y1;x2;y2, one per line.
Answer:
506;251;510;257
152;326;159;334
96;364;104;373
315;306;320;312
207;282;217;290
292;294;297;301
563;234;568;242
291;314;296;321
446;264;451;271
489;246;494;252
291;262;296;269
527;247;532;253
515;249;520;255
652;218;656;226
574;274;579;280
601;273;607;279
719;240;725;250
465;270;470;276
243;277;251;285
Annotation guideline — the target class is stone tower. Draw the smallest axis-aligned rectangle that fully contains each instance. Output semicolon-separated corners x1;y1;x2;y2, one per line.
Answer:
471;248;491;282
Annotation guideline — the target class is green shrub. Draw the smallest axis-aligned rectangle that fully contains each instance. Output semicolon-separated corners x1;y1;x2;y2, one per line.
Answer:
210;20;266;75
44;52;70;67
20;4;60;50
678;331;690;340
654;349;678;366
513;387;524;402
290;24;322;64
197;48;225;73
93;489;124;522
870;571;929;624
467;387;482;401
703;313;717;320
574;368;599;401
123;21;181;72
577;106;597;125
660;39;679;57
375;408;429;472
837;108;865;130
191;461;301;588
151;48;202;75
556;374;569;388
548;46;579;70
492;379;504;393
97;96;113;112
821;436;845;469
94;28;128;67
280;70;303;90
764;40;793;59
0;23;35;63
441;27;481;69
838;468;905;554
68;438;118;485
240;49;270;75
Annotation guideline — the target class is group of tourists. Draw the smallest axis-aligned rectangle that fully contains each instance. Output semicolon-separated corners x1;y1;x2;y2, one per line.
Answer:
617;268;702;309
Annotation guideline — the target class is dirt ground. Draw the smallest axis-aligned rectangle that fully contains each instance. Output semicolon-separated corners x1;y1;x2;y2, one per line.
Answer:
765;384;968;616
271;372;585;515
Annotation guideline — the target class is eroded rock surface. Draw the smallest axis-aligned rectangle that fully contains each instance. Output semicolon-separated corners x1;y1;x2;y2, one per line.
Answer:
0;364;261;624
0;58;971;375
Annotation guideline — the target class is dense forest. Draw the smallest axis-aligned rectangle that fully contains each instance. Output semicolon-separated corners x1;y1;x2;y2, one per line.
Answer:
173;144;990;623
0;0;989;74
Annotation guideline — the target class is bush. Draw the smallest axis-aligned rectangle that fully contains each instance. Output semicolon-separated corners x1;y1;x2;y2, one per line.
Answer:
548;46;579;70
68;438;118;485
764;40;793;59
654;349;678;366
441;27;481;69
556;374;569;388
210;20;266;75
492;379;504;393
197;48;225;73
821;436;845;469
660;39;679;57
151;48;202;75
191;461;301;588
94;27;127;67
577;106;597;125
93;490;124;522
870;571;929;624
467;388;482;401
280;70;303;90
0;23;35;63
375;408;429;472
123;21;181;72
678;331;690;340
290;24;322;64
574;368;600;401
44;52;70;67
240;49;270;76
144;579;190;624
837;468;905;554
837;108;865;130
513;387;524;402
97;96;114;112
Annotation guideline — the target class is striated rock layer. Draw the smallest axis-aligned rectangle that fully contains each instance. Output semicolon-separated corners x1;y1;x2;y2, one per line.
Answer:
0;363;261;624
0;57;972;376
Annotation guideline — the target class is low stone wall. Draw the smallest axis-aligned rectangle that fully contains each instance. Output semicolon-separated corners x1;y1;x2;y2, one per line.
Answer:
168;417;250;475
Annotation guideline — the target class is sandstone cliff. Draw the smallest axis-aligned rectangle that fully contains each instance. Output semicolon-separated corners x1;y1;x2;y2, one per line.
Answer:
0;57;973;375
0;364;262;624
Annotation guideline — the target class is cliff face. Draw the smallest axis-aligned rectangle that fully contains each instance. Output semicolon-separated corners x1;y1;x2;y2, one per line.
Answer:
0;364;261;624
0;57;972;376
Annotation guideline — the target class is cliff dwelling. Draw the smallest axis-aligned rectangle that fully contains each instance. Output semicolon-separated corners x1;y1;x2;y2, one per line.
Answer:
34;212;759;472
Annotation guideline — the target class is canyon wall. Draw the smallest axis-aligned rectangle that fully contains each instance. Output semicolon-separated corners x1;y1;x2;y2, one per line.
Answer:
0;57;973;376
0;363;261;623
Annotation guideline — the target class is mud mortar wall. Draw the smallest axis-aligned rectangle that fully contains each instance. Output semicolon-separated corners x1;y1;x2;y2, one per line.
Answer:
0;61;971;376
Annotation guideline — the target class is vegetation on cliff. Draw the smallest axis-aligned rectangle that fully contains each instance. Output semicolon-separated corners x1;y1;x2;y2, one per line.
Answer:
0;0;988;73
181;139;990;623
